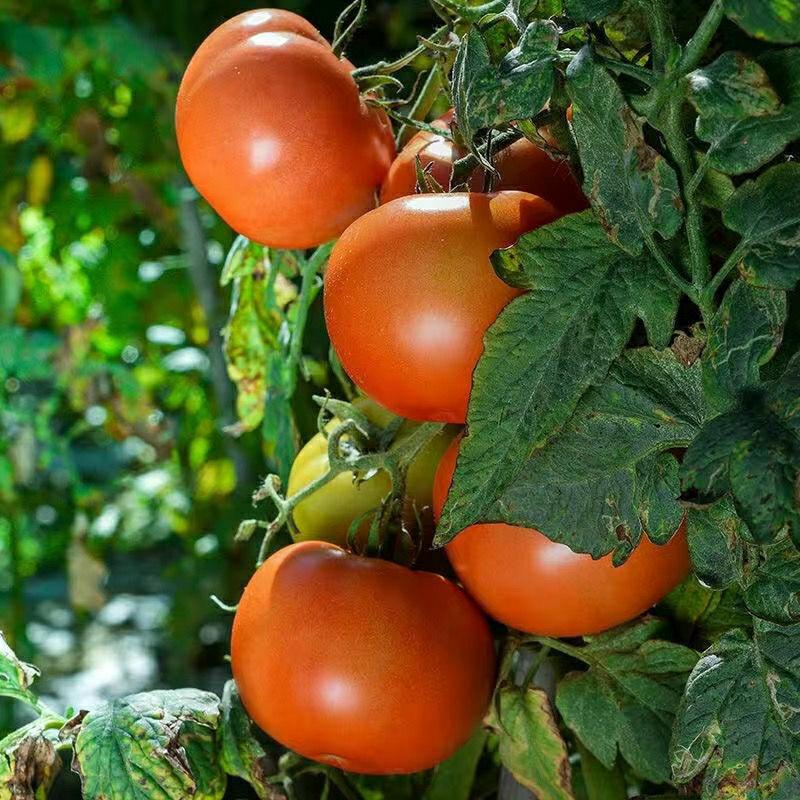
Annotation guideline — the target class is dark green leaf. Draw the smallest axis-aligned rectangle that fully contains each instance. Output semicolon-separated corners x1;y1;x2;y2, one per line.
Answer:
423;727;488;800
261;354;299;485
567;47;684;254
436;213;680;547
556;618;698;783
687;50;800;174
723;0;800;43
487;685;574;800
565;0;622;23
73;689;226;800
219;681;274;800
702;281;787;414
453;22;558;150
745;537;800;624
671;622;800;797
686;498;746;589
683;354;800;544
724;163;800;290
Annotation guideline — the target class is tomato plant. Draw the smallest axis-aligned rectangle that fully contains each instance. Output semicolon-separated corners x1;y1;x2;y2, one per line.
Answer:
231;541;496;774
175;9;395;249
434;437;691;636
324;191;560;422
381;110;587;214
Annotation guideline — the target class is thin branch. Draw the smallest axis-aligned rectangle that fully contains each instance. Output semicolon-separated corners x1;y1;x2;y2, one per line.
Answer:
678;0;725;75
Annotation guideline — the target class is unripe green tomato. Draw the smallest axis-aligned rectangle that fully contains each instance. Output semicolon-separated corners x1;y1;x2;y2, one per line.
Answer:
287;399;456;545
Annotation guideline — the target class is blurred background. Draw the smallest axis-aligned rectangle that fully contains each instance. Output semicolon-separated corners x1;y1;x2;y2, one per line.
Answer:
0;0;435;764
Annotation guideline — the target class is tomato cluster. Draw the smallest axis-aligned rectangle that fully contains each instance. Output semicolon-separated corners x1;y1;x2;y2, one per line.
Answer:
180;8;690;777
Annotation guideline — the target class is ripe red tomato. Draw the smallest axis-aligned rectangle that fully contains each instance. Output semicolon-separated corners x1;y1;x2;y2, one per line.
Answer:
433;439;691;637
231;541;496;774
380;111;586;214
176;9;395;249
324;191;560;423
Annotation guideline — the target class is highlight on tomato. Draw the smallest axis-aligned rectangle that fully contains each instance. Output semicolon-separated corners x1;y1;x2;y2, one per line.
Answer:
380;110;587;214
324;191;561;423
433;438;691;637
176;9;395;249
287;398;456;546
231;541;496;774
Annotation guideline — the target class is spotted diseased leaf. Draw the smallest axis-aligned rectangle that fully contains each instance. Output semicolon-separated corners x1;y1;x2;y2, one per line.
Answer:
486;686;574;800
436;213;680;546
566;47;683;254
0;719;62;800
687;50;800;174
261;353;299;485
682;352;800;545
724;163;800;291
219;681;274;800
555;618;698;784
702;281;787;414
453;21;557;150
686;498;747;590
0;633;40;709
724;0;800;43
73;689;226;800
670;621;800;797
745;538;800;624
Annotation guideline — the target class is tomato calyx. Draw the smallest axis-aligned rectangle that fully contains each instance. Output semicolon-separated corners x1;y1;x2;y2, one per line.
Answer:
243;395;447;566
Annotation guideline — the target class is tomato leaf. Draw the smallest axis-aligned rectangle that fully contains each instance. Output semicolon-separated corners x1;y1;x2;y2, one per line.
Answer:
744;538;800;624
436;213;681;548
670;621;800;796
566;47;684;254
486;685;574;800
555;618;698;784
218;681;275;800
723;163;800;290
687;50;800;174
702;281;787;415
0;632;40;709
72;689;226;800
261;353;299;484
0;718;62;800
723;0;800;44
682;352;800;545
452;21;558;151
686;498;746;590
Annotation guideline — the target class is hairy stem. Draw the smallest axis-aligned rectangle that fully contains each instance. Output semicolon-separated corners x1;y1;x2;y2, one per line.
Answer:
677;0;725;74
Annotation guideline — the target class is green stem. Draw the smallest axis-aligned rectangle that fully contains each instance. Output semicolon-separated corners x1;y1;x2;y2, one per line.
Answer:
525;636;591;664
595;55;656;86
646;0;674;74
643;232;695;297
397;65;444;148
705;239;747;301
520;645;551;689
677;0;725;74
352;26;447;79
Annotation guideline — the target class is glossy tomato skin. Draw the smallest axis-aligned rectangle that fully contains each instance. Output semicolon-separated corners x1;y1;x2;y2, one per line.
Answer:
231;542;496;774
433;439;691;637
380;111;586;214
325;192;560;423
176;10;395;249
287;399;456;545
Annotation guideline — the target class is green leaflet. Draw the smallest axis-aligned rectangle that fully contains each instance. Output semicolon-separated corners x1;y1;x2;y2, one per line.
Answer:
671;621;800;798
567;47;684;254
556;618;698;784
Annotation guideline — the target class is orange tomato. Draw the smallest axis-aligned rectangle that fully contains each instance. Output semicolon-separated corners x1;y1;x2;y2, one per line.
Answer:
380;110;586;214
433;438;690;636
176;9;395;249
324;191;560;423
231;541;496;774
